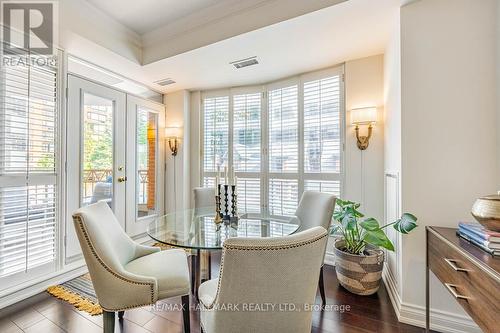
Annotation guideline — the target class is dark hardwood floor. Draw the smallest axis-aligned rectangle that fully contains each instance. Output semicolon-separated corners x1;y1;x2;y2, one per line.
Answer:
0;262;434;333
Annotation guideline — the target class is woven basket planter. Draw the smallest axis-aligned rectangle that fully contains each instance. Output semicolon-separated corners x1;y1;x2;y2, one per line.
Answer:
334;239;384;295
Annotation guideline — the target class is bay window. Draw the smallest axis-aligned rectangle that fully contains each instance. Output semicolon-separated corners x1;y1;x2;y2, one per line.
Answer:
201;66;344;216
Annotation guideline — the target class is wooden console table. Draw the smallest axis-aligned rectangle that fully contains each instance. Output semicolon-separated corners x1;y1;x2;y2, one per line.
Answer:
426;227;500;333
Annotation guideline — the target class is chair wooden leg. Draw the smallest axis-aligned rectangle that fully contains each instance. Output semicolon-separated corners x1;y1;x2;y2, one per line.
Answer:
195;249;201;300
191;254;196;294
208;251;212;280
181;295;190;333
118;310;124;320
319;266;326;308
103;310;115;333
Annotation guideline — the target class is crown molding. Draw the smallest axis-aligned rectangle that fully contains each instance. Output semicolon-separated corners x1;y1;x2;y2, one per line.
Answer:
141;0;346;65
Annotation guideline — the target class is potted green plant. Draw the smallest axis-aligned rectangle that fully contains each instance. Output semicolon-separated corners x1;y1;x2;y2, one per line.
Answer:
331;199;417;295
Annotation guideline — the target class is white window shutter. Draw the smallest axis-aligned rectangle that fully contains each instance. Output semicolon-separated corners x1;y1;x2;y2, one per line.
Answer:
304;180;341;197
233;93;261;173
0;56;58;278
268;86;298;173
269;179;298;216
203;96;229;173
233;93;261;213
304;76;341;173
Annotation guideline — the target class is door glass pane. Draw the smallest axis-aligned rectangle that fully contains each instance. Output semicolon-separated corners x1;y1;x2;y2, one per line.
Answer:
136;108;157;218
82;93;114;207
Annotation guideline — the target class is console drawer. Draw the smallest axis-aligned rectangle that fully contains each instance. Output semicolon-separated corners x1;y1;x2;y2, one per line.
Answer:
428;229;500;333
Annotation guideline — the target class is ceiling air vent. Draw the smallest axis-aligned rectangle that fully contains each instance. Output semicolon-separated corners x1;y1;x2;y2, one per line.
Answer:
155;78;176;86
231;56;258;69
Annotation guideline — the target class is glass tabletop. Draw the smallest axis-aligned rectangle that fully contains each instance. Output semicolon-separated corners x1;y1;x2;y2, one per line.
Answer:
147;208;301;250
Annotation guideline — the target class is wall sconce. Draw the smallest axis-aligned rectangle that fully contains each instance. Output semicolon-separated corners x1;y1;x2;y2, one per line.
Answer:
165;127;182;156
351;107;377;150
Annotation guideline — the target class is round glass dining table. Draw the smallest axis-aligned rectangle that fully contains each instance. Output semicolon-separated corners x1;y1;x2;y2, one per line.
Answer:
147;207;301;297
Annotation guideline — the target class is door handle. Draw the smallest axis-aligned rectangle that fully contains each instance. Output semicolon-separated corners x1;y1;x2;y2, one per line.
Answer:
117;176;127;183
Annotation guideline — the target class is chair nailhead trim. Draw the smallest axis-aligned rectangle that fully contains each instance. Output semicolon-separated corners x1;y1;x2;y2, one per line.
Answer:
222;233;328;251
73;214;156;311
200;232;328;310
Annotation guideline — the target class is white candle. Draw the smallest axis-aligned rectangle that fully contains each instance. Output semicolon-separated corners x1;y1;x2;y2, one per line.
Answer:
224;166;228;185
234;176;238;192
215;175;219;195
231;166;235;185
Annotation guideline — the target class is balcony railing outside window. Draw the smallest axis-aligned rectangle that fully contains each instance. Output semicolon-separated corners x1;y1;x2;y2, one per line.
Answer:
82;169;150;205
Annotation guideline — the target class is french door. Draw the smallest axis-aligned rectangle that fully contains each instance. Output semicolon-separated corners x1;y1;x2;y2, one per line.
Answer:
125;96;165;237
66;75;126;260
66;75;164;261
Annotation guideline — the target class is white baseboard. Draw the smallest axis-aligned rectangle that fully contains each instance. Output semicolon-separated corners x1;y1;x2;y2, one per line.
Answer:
398;302;481;333
324;251;335;266
382;265;402;313
382;267;480;333
0;263;88;309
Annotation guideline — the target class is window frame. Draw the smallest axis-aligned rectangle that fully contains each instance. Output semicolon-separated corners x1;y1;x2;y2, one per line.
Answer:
200;65;345;216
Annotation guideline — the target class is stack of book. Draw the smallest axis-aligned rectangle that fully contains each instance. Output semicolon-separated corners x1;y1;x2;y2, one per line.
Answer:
458;222;500;256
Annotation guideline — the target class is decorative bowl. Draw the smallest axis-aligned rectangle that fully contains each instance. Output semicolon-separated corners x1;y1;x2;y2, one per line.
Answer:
471;195;500;231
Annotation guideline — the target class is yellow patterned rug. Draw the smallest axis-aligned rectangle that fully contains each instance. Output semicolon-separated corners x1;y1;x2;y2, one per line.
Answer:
47;273;102;315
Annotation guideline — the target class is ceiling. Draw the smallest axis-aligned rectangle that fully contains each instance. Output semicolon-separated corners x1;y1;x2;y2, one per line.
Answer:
142;0;400;92
86;0;261;35
77;0;401;94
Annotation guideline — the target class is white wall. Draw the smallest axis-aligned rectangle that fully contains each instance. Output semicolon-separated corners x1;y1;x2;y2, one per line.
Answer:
383;9;402;298
497;0;500;188
189;91;202;208
392;1;498;332
344;55;385;223
164;90;191;213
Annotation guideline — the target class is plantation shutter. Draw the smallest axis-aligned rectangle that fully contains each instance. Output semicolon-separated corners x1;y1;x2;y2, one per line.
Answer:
268;85;299;215
0;55;58;279
202;95;229;187
303;73;343;198
233;93;261;213
304;76;341;173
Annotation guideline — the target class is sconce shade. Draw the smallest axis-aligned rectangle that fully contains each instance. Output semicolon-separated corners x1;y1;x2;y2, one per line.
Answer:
164;126;182;138
350;107;377;125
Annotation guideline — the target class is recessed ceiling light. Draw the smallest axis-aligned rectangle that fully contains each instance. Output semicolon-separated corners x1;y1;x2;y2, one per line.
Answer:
230;56;259;69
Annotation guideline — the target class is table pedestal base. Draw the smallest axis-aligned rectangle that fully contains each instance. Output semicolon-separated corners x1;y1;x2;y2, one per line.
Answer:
191;249;212;300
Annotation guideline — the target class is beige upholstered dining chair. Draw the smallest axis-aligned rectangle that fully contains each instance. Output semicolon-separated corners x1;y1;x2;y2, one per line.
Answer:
194;187;215;210
198;226;329;333
294;191;336;306
72;202;191;333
